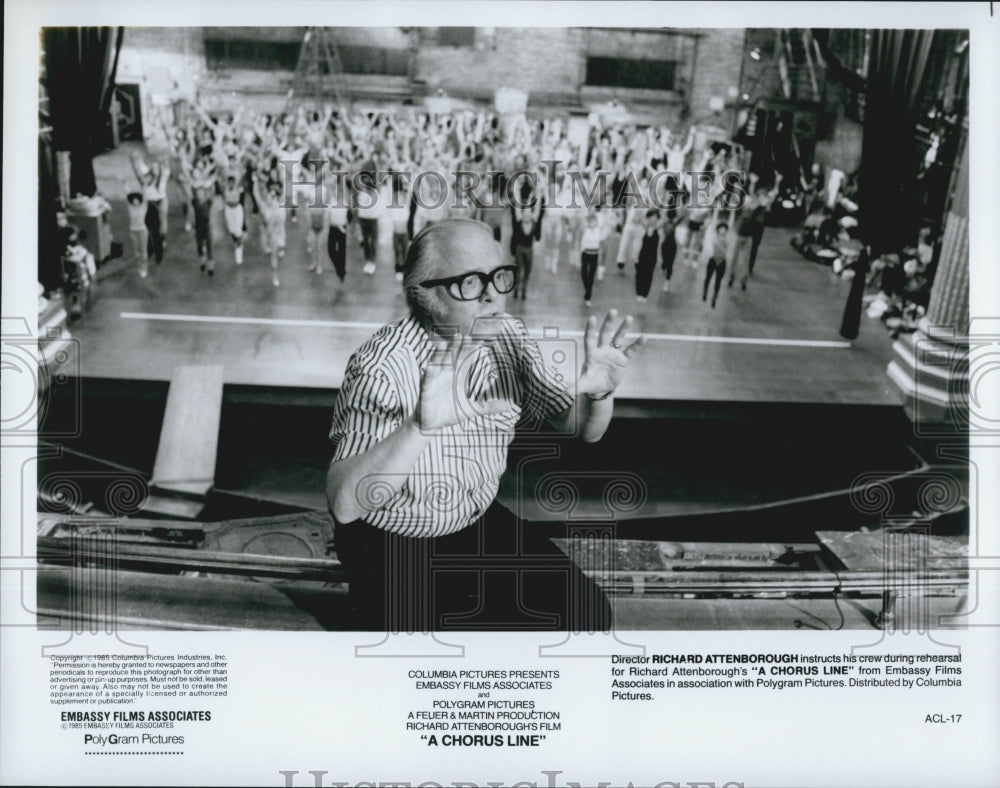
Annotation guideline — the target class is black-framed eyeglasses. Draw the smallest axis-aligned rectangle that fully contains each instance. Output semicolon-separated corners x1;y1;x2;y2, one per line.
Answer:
419;265;517;301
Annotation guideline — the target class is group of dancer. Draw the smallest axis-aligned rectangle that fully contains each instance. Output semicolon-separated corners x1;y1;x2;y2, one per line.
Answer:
120;98;780;306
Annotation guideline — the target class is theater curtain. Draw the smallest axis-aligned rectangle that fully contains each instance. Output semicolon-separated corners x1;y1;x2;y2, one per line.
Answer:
38;131;62;290
43;26;123;198
839;28;935;339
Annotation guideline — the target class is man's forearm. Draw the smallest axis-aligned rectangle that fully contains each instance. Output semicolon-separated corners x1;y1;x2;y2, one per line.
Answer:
326;415;437;523
577;393;614;443
552;393;614;443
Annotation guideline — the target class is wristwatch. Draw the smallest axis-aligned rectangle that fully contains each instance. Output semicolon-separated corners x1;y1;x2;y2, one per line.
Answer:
585;389;615;401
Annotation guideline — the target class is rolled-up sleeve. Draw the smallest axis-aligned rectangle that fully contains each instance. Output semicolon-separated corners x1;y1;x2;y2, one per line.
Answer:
518;336;575;422
329;359;402;463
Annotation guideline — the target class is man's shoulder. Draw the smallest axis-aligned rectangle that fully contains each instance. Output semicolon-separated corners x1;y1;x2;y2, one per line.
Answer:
490;317;538;366
347;316;424;378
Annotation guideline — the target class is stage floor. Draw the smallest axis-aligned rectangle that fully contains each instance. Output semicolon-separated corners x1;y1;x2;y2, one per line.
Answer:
62;144;900;407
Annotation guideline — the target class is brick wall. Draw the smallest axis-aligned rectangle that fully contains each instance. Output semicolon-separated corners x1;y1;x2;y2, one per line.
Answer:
688;29;746;125
117;28;206;99
415;26;747;124
415;28;585;100
116;26;745;127
586;28;691;61
336;27;411;49
116;28;207;148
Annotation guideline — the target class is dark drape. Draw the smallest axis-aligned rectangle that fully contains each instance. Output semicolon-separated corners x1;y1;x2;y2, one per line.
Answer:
43;27;123;198
38;132;63;291
839;29;935;339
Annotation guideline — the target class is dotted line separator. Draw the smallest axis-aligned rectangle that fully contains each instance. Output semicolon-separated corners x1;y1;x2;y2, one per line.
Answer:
84;751;185;755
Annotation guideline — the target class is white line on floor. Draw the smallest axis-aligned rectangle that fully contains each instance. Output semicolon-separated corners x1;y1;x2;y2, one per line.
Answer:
120;312;852;349
121;311;384;330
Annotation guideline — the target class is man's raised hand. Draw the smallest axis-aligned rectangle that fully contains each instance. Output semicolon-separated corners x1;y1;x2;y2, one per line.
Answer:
579;310;647;397
417;333;513;433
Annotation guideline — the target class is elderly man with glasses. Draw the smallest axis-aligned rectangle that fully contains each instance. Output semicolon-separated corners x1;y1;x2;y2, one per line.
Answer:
327;219;646;632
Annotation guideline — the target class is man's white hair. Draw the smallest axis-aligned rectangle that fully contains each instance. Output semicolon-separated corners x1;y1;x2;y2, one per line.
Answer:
401;219;501;322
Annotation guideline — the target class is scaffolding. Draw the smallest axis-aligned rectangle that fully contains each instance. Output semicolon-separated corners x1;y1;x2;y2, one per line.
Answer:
286;27;352;116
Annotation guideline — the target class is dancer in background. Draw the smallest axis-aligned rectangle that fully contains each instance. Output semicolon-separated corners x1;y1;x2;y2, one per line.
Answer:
659;205;682;293
663;127;695;176
683;193;710;266
650;165;686;294
477;173;506;243
295;157;329;276
411;168;449;238
355;169;381;276
634;209;660;303
509;167;543;300
252;173;286;287
221;172;247;266
327;175;350;282
615;178;645;274
124;188;149;279
544;169;575;273
162;123;196;234
510;205;538;301
702;221;730;308
150;159;172;243
579;210;605;307
388;173;411;282
598;205;620;284
175;160;194;235
683;146;714;265
730;173;782;291
190;157;217;276
130;153;168;264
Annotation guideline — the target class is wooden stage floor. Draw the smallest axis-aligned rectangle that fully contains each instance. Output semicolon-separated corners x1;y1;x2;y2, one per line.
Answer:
66;144;901;407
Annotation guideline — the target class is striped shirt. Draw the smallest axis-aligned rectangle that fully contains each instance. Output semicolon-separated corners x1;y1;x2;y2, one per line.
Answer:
329;313;574;537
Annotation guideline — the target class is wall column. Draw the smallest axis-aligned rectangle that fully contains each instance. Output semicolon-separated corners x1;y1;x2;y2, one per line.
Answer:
886;132;969;428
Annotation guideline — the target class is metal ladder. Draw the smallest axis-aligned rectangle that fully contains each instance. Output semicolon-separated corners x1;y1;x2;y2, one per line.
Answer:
287;27;352;115
777;29;822;103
